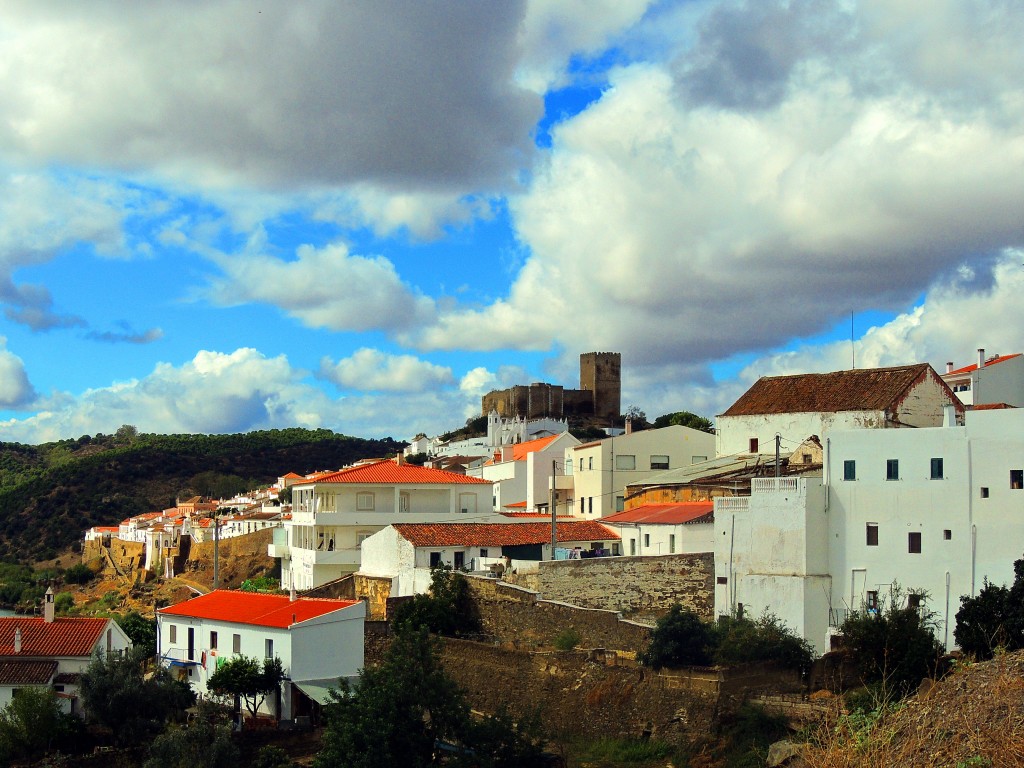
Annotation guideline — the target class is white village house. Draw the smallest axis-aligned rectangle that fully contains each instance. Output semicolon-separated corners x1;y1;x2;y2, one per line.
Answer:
601;502;715;557
940;349;1024;408
0;588;131;714
157;590;364;721
715;406;1024;656
271;458;497;591
358;520;620;598
468;431;581;513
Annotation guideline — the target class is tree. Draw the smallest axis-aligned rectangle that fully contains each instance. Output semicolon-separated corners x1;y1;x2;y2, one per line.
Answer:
79;646;195;745
276;484;292;504
638;605;716;669
839;585;944;700
623;405;648;429
317;626;549;768
206;655;285;721
143;718;238;768
116;611;158;658
63;562;95;584
0;687;81;762
955;556;1024;659
392;564;481;638
652;411;715;434
114;424;139;445
713;612;813;673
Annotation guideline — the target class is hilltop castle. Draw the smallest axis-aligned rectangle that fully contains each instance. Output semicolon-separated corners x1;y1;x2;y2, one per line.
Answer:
481;352;621;423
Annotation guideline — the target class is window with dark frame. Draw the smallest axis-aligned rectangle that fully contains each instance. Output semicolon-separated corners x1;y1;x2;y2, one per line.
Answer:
944;529;952;540
981;487;990;498
749;438;759;453
210;631;218;650
866;590;879;611
930;458;944;479
886;459;900;480
232;634;241;654
650;454;669;470
908;531;922;553
866;523;878;546
844;460;856;481
907;593;923;610
1012;470;1024;489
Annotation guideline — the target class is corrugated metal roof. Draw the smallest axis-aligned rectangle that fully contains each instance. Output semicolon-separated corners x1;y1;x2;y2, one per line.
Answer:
602;502;714;525
720;364;936;417
393;521;618;547
159;590;359;629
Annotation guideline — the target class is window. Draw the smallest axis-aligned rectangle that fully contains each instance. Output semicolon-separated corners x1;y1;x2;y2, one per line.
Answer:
458;493;477;514
944;529;952;540
629;539;636;556
930;458;944;480
692;455;707;464
643;533;650;548
908;531;922;554
480;548;488;558
886;459;899;481
579;498;584;515
1012;470;1024;489
907;593;923;611
866;523;878;546
588;497;592;515
210;631;218;650
429;552;441;567
169;625;177;644
669;535;676;554
588;457;593;470
356;492;375;511
844;460;856;481
454;551;465;569
615;454;636;470
265;639;274;659
615;495;624;512
802;453;812;464
612;543;620;556
716;576;728;585
357;532;372;547
579;458;584;472
650;455;669;470
866;590;879;612
399;492;410;512
749;438;759;453
232;634;241;654
981;487;990;498
564;461;572;475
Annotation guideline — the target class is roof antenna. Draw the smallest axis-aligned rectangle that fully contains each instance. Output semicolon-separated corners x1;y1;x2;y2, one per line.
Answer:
851;311;856;370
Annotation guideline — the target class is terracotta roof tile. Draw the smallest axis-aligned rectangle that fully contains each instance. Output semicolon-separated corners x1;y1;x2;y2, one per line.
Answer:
158;590;359;629
392;521;618;547
0;618;109;658
602;502;714;525
944;353;1021;377
0;660;57;685
509;434;560;462
721;364;943;417
301;460;489;485
972;403;1016;410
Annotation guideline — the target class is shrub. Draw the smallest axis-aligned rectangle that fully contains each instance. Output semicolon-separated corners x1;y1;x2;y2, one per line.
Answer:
955;555;1024;659
554;627;581;651
63;563;94;584
54;592;74;614
392;564;481;638
714;613;814;673
638;605;716;668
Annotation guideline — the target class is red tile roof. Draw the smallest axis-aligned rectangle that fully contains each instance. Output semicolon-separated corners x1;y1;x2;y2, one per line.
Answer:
159;590;359;629
602;502;714;526
301;460;489;485
392;521;618;547
0;660;58;685
944;353;1021;377
972;403;1016;410
282;472;303;479
0;618;110;658
721;364;943;416
506;434;561;462
504;501;528;509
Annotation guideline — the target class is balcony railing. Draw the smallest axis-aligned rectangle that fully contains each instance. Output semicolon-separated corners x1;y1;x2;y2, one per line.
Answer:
752;477;801;494
716;497;749;510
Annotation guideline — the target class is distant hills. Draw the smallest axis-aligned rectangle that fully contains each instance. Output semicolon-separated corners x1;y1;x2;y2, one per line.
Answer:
0;428;404;563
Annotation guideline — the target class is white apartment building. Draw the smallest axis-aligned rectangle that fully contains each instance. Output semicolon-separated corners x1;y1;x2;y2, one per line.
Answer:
715;408;1024;656
469;431;580;512
602;502;714;557
941;349;1024;407
271;458;496;590
566;425;716;519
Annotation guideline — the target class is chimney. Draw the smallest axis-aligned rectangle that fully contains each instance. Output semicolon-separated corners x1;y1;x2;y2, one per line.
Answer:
289;572;296;602
13;627;21;653
946;361;954;374
624;418;633;435
978;348;985;368
395;453;404;466
43;587;54;623
500;446;513;462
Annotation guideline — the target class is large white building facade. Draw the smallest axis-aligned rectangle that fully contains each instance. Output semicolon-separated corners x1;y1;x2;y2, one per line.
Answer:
715;408;1024;656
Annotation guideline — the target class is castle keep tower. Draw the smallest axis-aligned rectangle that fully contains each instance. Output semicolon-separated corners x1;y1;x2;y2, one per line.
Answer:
580;352;621;420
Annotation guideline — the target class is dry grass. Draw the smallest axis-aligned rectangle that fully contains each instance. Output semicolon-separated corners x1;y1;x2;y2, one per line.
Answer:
802;652;1024;767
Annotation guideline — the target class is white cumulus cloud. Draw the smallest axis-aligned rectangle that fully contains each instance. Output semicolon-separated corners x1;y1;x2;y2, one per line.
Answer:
319;349;454;393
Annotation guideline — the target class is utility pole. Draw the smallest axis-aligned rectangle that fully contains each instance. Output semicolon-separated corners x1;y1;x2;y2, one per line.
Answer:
550;459;557;560
775;434;781;480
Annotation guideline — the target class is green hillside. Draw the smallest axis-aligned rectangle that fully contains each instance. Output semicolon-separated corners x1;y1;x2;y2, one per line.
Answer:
0;428;403;562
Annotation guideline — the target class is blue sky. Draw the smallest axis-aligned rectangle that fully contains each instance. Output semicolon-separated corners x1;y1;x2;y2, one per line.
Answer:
1;0;1023;444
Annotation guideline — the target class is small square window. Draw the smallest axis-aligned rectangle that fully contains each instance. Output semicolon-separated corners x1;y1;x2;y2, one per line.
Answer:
844;460;856;481
615;454;636;470
981;487;990;499
650;455;669;470
944;529;952;540
1012;470;1023;490
886;459;900;481
866;523;878;546
908;531;922;554
866;590;879;612
716;576;728;585
930;458;944;479
749;438;759;453
356;492;375;511
480;548;488;558
907;593;923;610
429;552;441;567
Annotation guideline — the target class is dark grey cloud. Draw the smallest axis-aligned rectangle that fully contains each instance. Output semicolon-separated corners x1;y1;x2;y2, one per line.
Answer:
0;1;542;193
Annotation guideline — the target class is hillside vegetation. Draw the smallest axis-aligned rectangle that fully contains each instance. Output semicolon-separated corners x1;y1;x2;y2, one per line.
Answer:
0;428;403;562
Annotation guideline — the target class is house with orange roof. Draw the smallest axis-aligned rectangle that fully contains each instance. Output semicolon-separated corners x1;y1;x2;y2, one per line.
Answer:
941;348;1024;408
158;589;363;722
601;502;714;557
467;431;580;514
359;520;619;598
272;457;498;590
0;588;131;714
